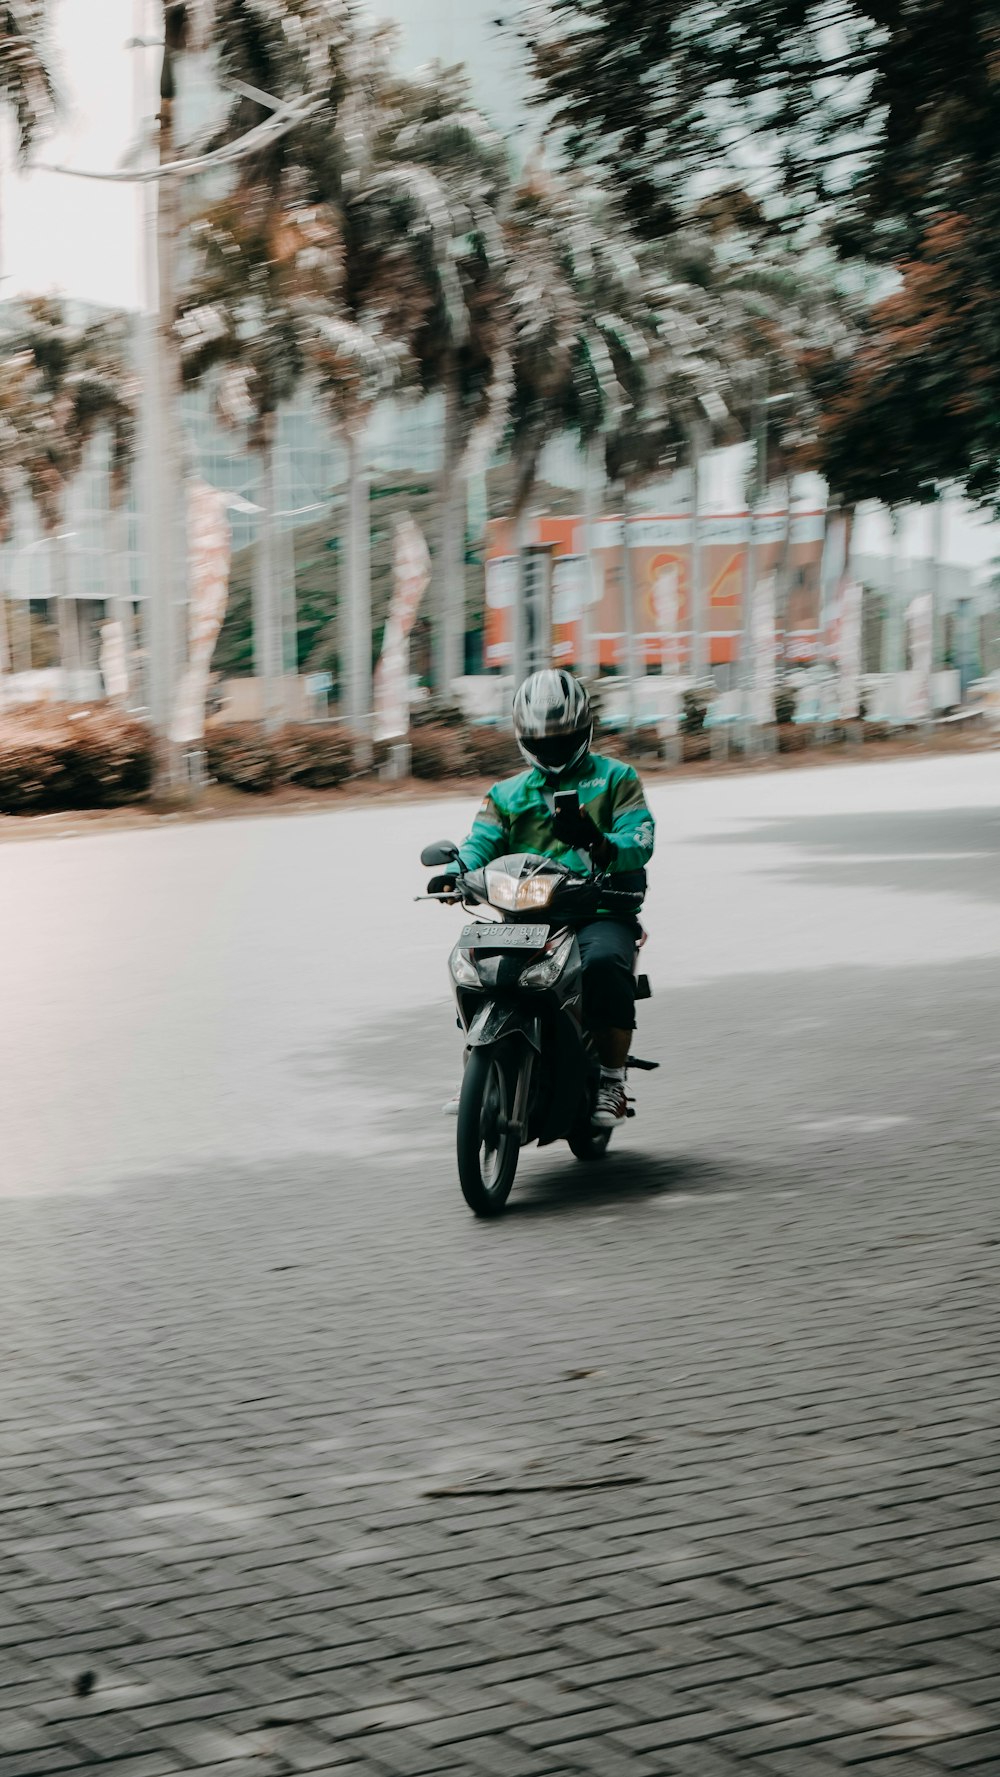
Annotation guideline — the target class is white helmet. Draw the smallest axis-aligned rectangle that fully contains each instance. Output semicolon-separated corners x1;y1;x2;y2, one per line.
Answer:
512;670;593;777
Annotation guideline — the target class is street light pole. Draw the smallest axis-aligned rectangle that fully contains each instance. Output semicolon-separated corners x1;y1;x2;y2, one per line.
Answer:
132;0;182;785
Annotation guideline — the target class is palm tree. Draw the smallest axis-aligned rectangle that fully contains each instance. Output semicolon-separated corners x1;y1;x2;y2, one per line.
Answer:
177;183;342;727
0;2;57;279
70;313;139;692
501;168;625;681
500;167;730;697
0;300;137;698
359;61;512;697
276;33;507;727
307;311;403;761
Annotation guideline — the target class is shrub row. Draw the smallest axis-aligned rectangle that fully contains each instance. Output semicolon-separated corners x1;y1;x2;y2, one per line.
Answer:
0;706;917;817
204;718;523;794
0;707;154;814
205;722;357;794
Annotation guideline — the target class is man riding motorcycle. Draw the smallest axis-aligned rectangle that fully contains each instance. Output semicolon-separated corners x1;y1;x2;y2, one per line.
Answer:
428;669;655;1127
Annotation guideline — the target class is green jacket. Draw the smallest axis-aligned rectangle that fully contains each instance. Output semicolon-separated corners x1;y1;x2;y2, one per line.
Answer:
456;752;655;887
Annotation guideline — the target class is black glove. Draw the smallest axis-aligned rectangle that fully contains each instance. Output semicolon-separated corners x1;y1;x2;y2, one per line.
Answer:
552;800;595;848
427;873;457;896
552;803;616;869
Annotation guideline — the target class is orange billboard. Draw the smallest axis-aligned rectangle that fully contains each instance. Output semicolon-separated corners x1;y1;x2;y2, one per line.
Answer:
484;509;825;671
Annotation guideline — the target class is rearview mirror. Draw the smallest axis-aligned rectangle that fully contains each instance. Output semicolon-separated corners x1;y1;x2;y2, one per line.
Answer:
420;840;460;868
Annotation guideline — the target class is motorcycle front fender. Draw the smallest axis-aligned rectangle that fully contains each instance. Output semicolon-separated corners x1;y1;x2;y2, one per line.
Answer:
466;1000;542;1053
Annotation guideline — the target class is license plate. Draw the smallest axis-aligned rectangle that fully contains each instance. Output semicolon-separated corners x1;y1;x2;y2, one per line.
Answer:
462;923;549;949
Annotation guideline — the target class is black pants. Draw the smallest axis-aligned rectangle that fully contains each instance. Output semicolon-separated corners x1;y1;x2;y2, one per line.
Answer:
577;919;639;1032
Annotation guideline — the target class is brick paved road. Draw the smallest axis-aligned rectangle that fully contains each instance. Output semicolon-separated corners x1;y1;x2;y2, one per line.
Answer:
1;755;999;1775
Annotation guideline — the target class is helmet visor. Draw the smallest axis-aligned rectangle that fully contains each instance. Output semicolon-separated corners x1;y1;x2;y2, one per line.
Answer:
521;727;591;773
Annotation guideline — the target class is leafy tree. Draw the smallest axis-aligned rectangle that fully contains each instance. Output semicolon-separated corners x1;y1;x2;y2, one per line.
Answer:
0;300;136;691
178;183;343;723
362;60;512;693
525;0;1000;509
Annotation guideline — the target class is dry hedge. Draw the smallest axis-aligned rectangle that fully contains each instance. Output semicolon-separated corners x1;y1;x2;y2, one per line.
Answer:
0;707;154;814
205;722;358;793
204;718;523;792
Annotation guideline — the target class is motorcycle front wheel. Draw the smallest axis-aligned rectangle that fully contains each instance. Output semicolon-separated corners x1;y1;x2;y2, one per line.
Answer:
457;1042;521;1217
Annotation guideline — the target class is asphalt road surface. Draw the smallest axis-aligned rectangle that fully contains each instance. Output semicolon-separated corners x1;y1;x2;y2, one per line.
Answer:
1;753;999;1776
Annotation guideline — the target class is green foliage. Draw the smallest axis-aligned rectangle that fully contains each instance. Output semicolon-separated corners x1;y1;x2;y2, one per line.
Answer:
525;0;1000;511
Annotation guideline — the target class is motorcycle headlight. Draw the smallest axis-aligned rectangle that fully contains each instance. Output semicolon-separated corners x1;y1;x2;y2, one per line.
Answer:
449;945;480;987
520;934;574;990
485;868;558;912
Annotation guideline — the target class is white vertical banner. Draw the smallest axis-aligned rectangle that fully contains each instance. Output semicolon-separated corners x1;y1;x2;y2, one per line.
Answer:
172;480;233;746
374;514;431;742
905;593;934;719
751;574;777;725
836;581;864;720
100;620;129;701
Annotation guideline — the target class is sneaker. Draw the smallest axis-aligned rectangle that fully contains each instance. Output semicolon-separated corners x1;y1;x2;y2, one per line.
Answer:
592;1079;629;1128
442;1090;461;1117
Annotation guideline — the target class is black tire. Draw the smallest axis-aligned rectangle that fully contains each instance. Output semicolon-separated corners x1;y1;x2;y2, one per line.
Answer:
456;1043;521;1216
568;1120;612;1162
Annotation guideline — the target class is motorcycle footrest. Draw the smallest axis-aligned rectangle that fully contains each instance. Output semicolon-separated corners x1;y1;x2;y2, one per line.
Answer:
626;1106;636;1118
626;1055;659;1071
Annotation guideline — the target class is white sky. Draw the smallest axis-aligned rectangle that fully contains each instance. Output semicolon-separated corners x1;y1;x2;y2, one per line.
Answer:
4;1;998;575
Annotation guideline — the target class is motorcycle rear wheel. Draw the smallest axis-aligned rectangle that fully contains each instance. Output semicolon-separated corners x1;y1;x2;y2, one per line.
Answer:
457;1043;521;1217
568;1121;612;1162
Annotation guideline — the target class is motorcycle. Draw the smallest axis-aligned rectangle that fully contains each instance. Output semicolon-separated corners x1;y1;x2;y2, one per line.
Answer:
419;840;655;1217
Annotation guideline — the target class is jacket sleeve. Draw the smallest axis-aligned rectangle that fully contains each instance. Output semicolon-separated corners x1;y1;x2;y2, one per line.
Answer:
456;789;509;872
607;765;655;873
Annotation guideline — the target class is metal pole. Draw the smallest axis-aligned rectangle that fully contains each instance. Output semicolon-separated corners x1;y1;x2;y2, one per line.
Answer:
345;425;372;767
930;495;944;700
619;488;641;731
513;509;530;687
689;421;704;682
436;359;466;696
135;0;181;780
881;507;901;687
742;491;756;750
582;435;603;682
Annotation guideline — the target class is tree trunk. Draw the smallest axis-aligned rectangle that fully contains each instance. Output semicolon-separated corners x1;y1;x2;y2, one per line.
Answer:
106;499;135;700
436;357;466;699
51;524;80;700
252;420;282;732
344;425;373;769
774;472;794;675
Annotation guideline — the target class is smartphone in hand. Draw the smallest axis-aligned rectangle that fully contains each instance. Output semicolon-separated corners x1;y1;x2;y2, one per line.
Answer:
554;790;581;822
